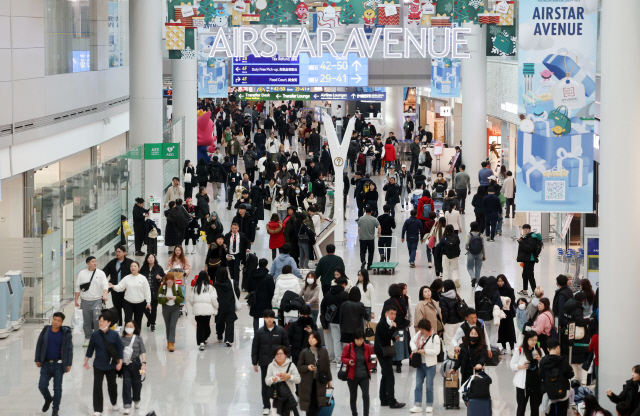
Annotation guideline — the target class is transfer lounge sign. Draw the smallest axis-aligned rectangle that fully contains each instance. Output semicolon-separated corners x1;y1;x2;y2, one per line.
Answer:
144;143;181;160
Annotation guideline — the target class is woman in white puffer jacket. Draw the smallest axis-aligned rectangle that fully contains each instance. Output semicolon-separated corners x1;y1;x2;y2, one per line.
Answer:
188;271;218;351
272;265;302;321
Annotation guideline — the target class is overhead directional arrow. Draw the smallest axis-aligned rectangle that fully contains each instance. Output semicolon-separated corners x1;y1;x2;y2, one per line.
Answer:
313;93;319;99
352;61;362;71
351;93;356;99
276;94;281;99
351;74;362;83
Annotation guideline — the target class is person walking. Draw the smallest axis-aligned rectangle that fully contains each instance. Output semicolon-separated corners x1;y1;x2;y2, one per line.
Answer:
139;254;165;332
454;164;471;214
356;269;375;321
35;312;73;416
357;205;381;270
300;272;321;324
383;284;412;374
265;346;302;416
444;192;462;234
377;205;396;263
465;222;485;285
409;137;421;173
248;258;276;331
120;321;146;415
503;171;516;218
189;270;219;351
374;305;406;408
416;190;435;227
158;273;184;352
471;187;487;233
75;256;109;347
109;261;152;329
252;310;290;415
477;276;503;345
321;276;349;363
482;186;502;241
437;225;461;288
315;244;345;295
539;339;574;416
292;213;315;269
83;312;124;416
272;264;303;324
439;280;465;359
497;274;517;354
339;287;369;345
409;319;440;413
450;326;488;386
267;213;285;260
166;245;192;307
383;177;401;218
401;209;424;268
517;224;543;297
103;246;134;327
286;305;318;367
224;223;250;296
214;267;238;346
298;331;332;416
204;235;227;281
341;329;374;416
511;331;544;416
132;198;149;256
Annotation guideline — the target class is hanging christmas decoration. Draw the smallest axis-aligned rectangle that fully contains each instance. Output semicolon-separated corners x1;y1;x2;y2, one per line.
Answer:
181;46;196;60
263;0;290;23
340;1;359;23
317;3;343;27
294;1;309;24
362;5;377;29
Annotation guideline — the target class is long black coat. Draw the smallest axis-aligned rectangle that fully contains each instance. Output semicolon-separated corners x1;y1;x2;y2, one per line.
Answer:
286;316;317;364
381;296;410;329
214;278;237;324
250;186;265;221
497;286;517;345
246;268;275;318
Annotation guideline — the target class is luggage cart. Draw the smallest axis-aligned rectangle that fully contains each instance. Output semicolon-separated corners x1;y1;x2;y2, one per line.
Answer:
432;192;445;213
370;236;399;275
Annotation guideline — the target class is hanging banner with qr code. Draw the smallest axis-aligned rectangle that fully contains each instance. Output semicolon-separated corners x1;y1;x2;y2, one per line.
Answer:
198;28;229;98
515;0;597;213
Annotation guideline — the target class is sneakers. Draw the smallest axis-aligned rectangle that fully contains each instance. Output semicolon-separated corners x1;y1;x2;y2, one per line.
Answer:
263;409;270;415
517;290;529;297
428;262;432;268
94;413;102;416
123;409;130;415
410;263;416;268
150;324;155;332
111;404;120;411
134;402;141;409
426;406;433;413
42;399;53;412
191;246;197;254
134;251;145;256
199;343;205;351
454;280;461;289
409;406;423;413
83;339;90;347
225;341;233;347
500;348;507;355
52;409;59;416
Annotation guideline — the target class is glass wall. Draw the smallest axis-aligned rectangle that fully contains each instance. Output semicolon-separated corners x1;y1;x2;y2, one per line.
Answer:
108;0;130;68
45;0;94;75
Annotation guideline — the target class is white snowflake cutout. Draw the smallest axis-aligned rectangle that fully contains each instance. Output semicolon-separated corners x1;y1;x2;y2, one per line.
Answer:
181;46;196;59
443;2;453;13
468;0;482;10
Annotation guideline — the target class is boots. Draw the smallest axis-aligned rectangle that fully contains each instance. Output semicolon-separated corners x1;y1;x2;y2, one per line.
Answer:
168;342;175;352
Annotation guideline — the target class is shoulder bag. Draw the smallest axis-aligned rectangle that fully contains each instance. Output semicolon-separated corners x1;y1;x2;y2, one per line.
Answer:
99;330;121;364
267;362;293;400
338;344;350;381
410;336;427;368
123;335;137;365
79;269;97;292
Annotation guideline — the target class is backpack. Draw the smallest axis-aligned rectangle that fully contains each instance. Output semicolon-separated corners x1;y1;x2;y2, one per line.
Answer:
411;193;421;209
444;235;461;259
456;295;469;318
477;296;494;321
468;233;483;255
210;166;221;181
422;201;432;218
534;239;544;258
325;303;338;323
544;365;568;400
357;153;366;165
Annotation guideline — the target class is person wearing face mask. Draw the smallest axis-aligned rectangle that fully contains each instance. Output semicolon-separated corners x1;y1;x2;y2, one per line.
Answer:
120;321;146;415
158;273;184;352
275;187;289;221
286;305;318;366
300;272;321;324
108;261;152;329
525;298;554;355
510;331;544;416
450;326;487;385
432;172;448;195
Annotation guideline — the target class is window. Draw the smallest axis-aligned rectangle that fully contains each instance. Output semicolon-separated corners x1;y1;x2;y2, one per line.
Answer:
45;0;94;75
109;0;130;68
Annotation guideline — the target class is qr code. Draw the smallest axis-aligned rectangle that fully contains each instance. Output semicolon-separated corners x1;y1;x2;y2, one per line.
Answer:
442;84;451;93
545;180;566;201
209;85;218;93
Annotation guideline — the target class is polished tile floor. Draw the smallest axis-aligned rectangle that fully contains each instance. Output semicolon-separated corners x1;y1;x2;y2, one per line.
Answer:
0;150;573;416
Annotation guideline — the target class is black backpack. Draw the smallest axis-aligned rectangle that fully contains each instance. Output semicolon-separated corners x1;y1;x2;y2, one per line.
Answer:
535;239;544;258
456;295;469;318
544;365;568;400
325;303;339;323
444;235;461;259
468;233;483;255
477;296;494;321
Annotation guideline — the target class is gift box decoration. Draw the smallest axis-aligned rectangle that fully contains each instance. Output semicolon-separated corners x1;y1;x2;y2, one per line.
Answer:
497;0;514;26
542;53;596;98
542;167;568;202
522;156;551;193
518;131;594;177
317;3;343;28
242;13;261;23
431;13;451;27
556;147;589;188
478;10;500;25
493;30;514;55
175;6;199;27
378;2;400;25
165;23;186;50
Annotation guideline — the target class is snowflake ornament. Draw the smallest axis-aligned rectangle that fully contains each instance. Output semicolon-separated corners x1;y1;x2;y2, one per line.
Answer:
443;2;453;13
469;0;482;10
181;46;196;60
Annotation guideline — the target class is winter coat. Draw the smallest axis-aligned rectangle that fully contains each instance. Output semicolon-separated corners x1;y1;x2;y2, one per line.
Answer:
231;213;256;243
196;193;210;219
383;182;401;205
320;285;349;328
265;358;301;397
270;253;302;279
204;243;227;269
553;286;574;327
35;326;73;368
251;325;290;366
339;301;368;335
267;221;285;249
140;264;165;301
272;273;302;317
196;163;209;185
341;342;374;380
157;284;185;306
401;216;423;242
454;344;488;385
416;196;435;220
539;354;573;396
517;232;543;263
208;160;224;183
250;186;265;221
247;268;275;318
414;299;442;334
286;316;317;364
409;332;441;367
214;278;237;323
298;347;332;412
188;284;219;316
497;285;517;345
440;290;464;324
608;378;640;412
383;143;396;162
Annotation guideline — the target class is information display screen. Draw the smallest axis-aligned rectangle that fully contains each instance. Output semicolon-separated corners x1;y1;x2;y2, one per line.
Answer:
232;53;368;87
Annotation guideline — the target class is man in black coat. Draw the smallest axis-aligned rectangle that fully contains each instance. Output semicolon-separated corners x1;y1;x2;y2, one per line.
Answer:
215;117;224;144
377;204;396;262
226;165;242;210
286;305;317;365
247;258;275;331
250;180;265;228
307;161;320;184
482;185;502;241
252;309;290;413
307;128;321;157
552;274;573;329
224;223;251;297
102;246;134;326
254;127;266;149
232;205;256;243
207;156;224;201
383;178;401;218
320;277;349;362
374;305;406;408
312;173;327;214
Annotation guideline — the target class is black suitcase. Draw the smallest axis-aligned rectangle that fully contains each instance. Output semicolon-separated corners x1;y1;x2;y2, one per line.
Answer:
443;375;460;410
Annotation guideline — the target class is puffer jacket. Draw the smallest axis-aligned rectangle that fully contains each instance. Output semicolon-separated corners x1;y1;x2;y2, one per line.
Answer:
440;290;464;324
267;221;285;249
417;196;435;220
188;284;219;316
272;273;302;317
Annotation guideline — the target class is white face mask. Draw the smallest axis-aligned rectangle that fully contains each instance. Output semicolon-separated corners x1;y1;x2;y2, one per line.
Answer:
296;190;300;194
99;325;109;331
307;278;315;285
279;190;284;195
518;304;526;310
125;327;134;334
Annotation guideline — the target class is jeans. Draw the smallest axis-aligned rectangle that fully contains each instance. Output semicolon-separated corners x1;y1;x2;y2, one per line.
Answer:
456;189;468;212
229;154;238;166
347;376;370;416
93;368;118;413
39;361;64;410
485;213;499;240
124;300;147;329
442;256;460;285
414;364;436;406
467;252;483;280
359;239;375;266
522;261;536;291
497;215;503;234
410;155;419;174
81;298;102;339
122;360;142;408
378;236;392;260
506;198;515;217
260;365;271;409
388;202;396;218
407;240;418;263
379;356;396;405
426;246;432;263
373;158;382;173
161;304;180;343
299;242;310;268
195;315;212;345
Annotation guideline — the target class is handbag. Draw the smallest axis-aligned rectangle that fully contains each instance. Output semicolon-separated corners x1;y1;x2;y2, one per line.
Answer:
382;345;397;357
364;322;375;339
427;235;436;249
79;270;97;292
410;337;427;368
575;326;585;340
297;226;310;242
267;362;293;399
338;344;350;381
549;105;571;135
184;172;192;183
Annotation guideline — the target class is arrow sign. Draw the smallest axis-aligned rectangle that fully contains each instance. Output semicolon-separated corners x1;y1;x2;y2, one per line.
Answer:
313;93;319;99
276;94;281;99
351;74;362;83
351;93;356;99
352;61;362;71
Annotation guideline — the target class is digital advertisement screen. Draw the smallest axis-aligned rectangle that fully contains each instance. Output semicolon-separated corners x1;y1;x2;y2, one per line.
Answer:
72;51;90;73
232;53;368;87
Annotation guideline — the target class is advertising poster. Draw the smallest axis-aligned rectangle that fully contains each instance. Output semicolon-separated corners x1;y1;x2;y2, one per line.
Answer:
430;57;461;98
516;0;598;212
198;29;228;98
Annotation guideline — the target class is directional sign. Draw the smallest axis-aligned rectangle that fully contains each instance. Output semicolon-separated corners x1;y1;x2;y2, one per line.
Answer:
232;53;368;87
236;92;312;101
311;92;386;101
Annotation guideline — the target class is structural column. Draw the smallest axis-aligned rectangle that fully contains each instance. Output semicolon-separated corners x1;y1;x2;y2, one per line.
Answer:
599;0;640;409
383;87;404;139
460;21;487;188
171;59;198;165
129;0;164;199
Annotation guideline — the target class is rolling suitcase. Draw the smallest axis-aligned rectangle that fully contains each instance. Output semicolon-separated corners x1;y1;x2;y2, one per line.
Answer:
317;388;335;416
443;372;460;409
467;398;492;416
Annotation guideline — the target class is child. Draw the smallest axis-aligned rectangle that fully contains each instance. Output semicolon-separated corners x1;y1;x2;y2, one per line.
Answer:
515;297;529;332
571;379;593;404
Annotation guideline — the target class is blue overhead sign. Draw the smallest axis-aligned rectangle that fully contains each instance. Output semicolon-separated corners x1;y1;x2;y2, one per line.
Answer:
311;92;386;101
232;53;368;87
